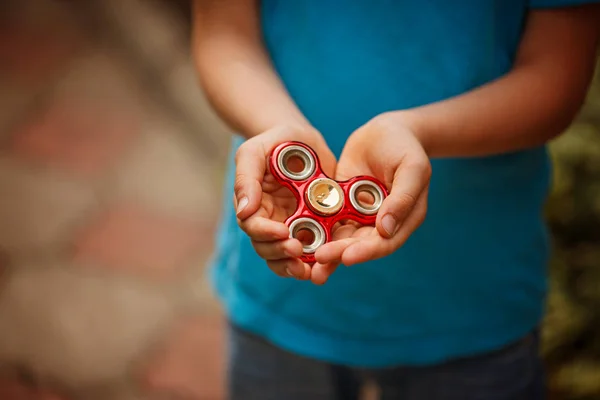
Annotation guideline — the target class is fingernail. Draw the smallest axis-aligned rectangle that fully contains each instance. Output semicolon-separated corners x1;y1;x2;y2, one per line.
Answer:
236;197;249;215
382;214;398;236
285;267;294;277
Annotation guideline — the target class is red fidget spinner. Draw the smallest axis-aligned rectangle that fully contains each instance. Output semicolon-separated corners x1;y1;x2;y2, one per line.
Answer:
269;141;389;263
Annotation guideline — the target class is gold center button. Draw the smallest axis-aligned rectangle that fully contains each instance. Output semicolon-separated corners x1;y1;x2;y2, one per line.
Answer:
306;178;344;216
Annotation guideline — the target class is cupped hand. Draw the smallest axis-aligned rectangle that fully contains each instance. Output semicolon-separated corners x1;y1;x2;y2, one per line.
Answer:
311;113;432;284
233;125;337;280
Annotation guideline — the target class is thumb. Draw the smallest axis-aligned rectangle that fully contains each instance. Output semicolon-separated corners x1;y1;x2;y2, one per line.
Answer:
336;146;368;182
376;159;431;238
233;139;267;220
234;125;330;220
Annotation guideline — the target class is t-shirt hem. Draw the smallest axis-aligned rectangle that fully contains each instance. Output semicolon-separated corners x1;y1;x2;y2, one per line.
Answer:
212;272;543;368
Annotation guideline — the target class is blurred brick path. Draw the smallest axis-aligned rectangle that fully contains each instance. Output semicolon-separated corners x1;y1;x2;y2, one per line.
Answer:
0;0;230;398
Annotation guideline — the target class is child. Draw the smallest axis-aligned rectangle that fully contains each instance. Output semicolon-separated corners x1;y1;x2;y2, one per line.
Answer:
193;1;600;399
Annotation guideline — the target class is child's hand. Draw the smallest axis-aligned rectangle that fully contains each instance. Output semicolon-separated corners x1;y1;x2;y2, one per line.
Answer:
234;125;337;280
312;114;431;283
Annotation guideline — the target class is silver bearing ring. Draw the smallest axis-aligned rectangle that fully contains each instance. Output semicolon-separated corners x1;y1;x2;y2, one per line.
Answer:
288;217;326;254
349;180;385;215
277;145;316;181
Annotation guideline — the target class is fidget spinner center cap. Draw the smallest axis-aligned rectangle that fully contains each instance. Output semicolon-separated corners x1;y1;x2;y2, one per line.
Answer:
306;177;344;216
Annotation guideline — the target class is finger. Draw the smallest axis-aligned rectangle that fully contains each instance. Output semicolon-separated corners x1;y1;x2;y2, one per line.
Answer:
252;238;303;261
234;139;268;220
314;237;356;264
268;258;311;279
341;236;387;267
311;262;340;285
376;157;431;238
344;190;428;265
331;223;359;238
239;216;290;241
314;223;369;264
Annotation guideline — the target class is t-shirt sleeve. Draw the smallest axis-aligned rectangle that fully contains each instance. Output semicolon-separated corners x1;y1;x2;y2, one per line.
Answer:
529;0;600;8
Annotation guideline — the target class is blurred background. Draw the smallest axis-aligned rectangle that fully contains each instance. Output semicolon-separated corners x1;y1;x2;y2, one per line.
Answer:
0;0;598;399
0;0;228;399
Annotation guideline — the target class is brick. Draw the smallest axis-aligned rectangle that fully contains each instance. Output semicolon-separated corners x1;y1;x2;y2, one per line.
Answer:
114;130;216;219
0;157;97;253
0;5;83;86
97;0;232;162
102;0;183;72
0;266;176;388
73;204;210;280
0;251;8;285
0;83;38;139
164;63;232;160
0;379;67;400
7;50;146;176
48;51;146;115
184;267;223;315
10;97;140;177
0;4;82;139
0;27;79;86
138;315;225;400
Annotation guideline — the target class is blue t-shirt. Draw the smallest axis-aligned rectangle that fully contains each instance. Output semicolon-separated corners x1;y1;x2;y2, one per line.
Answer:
210;0;597;367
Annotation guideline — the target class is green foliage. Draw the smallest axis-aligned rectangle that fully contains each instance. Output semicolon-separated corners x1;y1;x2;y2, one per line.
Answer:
544;61;600;400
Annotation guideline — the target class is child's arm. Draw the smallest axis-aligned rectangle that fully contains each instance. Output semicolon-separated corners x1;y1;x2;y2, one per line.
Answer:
193;1;337;278
384;5;600;158
192;0;310;138
314;4;600;272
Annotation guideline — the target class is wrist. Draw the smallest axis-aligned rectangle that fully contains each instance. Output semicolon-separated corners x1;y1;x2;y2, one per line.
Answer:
377;110;432;155
268;122;321;142
240;109;314;139
273;115;315;136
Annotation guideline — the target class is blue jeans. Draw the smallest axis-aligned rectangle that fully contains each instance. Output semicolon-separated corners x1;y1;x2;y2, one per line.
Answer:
227;323;546;400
